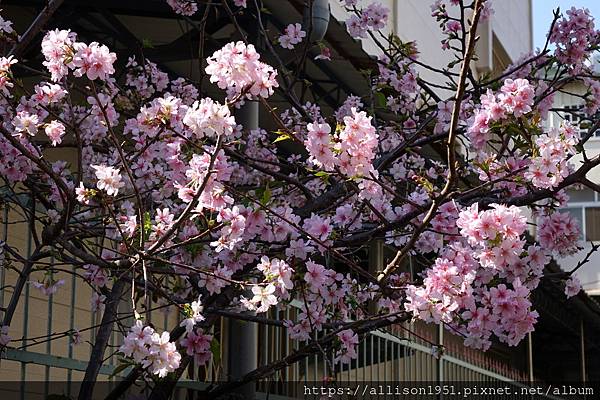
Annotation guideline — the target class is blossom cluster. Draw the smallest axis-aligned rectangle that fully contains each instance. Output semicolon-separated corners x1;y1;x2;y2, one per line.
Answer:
91;165;125;197
0;55;17;95
304;108;378;177
524;122;579;189
166;0;198;16
468;79;535;150
83;264;109;287
537;211;581;257
405;204;548;350
335;329;359;364
279;23;306;50
183;98;236;138
41;29;116;82
125;57;169;99
345;2;390;38
565;276;582;298
120;321;182;377
550;7;600;73
180;328;212;365
205;41;279;101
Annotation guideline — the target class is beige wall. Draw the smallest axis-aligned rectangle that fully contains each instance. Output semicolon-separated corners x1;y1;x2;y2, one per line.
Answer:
0;206;180;383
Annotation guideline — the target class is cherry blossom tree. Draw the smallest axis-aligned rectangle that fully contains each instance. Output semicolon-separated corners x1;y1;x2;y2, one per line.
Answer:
0;0;599;398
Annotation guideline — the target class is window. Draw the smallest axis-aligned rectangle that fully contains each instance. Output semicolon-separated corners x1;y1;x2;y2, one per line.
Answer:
566;187;594;203
585;208;600;241
561;105;592;136
561;188;600;241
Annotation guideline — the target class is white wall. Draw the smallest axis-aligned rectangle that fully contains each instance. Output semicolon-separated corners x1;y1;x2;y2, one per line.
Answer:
331;0;532;87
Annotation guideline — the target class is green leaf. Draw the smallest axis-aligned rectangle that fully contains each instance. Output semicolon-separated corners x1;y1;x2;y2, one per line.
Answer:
314;170;330;184
142;38;154;48
186;243;204;258
273;133;291;143
261;183;271;206
210;338;221;365
374;92;386;108
143;211;152;241
273;129;292;143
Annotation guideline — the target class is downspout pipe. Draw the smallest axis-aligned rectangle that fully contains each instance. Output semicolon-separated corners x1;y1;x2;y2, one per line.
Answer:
304;0;330;42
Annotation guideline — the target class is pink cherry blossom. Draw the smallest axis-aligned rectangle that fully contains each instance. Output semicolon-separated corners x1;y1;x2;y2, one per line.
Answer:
205;42;279;100
183;98;236;138
279;23;306;50
0;325;10;347
335;329;359;363
31;278;65;296
121;321;181;377
0;56;17;95
90;292;106;313
537;211;581;257
91;164;125;196
180;328;212;365
12;111;39;137
44;120;65;146
166;0;198;16
565;276;582;298
71;42;116;81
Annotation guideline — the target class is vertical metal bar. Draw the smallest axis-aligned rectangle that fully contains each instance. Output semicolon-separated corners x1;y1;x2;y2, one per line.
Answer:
275;310;280;382
580;320;586;383
20;197;33;400
163;307;168;331
384;337;388;382
583;207;587;240
369;334;373;381
303;338;308;382
403;344;407;381
377;337;381;380
67;264;76;396
438;323;444;384
362;333;367;382
45;256;55;398
0;205;8;311
284;310;289;382
527;332;534;383
313;341;317;381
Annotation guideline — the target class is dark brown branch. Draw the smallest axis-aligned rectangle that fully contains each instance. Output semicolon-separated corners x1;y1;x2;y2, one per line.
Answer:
9;0;66;58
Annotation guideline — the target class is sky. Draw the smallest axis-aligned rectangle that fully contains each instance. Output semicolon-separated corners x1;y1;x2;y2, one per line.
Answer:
533;0;600;49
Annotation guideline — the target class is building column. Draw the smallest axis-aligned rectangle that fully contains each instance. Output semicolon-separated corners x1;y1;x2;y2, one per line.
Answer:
228;100;259;399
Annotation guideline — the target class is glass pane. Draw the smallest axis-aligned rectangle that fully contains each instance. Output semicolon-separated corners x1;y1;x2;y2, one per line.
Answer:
562;207;584;240
566;187;595;203
585;207;600;241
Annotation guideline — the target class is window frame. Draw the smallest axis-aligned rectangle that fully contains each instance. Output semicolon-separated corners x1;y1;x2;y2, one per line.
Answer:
551;103;594;139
